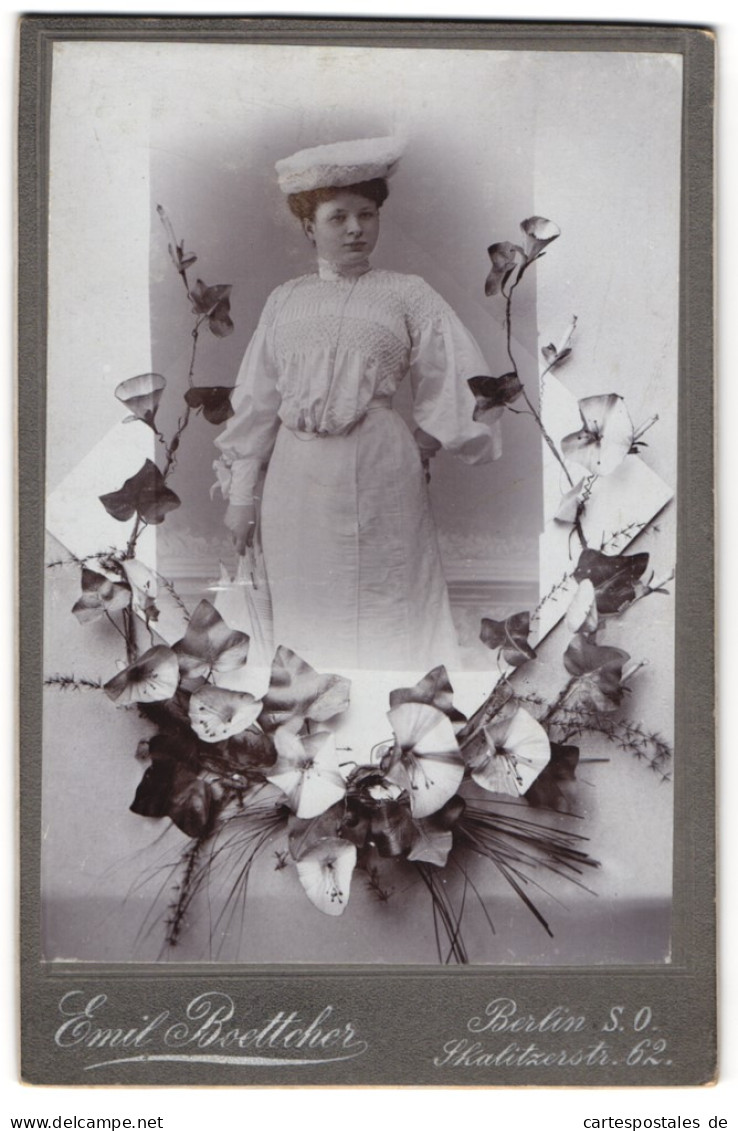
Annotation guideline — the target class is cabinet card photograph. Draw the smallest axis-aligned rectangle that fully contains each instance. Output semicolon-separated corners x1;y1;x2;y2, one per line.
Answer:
20;18;714;1086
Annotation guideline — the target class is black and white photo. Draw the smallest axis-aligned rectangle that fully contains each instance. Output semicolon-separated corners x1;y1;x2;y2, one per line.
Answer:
19;18;715;1087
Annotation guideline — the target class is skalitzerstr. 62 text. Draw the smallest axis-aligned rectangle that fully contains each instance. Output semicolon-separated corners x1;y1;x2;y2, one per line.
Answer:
434;999;672;1071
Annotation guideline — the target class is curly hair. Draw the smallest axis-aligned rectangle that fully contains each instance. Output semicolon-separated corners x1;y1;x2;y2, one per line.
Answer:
286;178;389;222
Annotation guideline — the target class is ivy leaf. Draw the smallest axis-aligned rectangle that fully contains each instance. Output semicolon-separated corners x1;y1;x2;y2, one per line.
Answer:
189;280;234;337
99;459;181;525
208;298;234;338
72;567;130;623
485;241;526;296
130;757;179;817
407;823;453;867
184;386;234;424
340;797;372;850
525;742;580;812
468;373;524;418
173;600;250;681
258;647;351;731
130;757;215;839
225;727;277;771
479;611;537;667
389;665;466;730
563;636;630;712
287;803;347;862
573;548;650;615
147;730;201;770
368;799;416;858
167;776;215;839
425;794;466;831
189;280;230;315
138;688;193;734
563;635;630;679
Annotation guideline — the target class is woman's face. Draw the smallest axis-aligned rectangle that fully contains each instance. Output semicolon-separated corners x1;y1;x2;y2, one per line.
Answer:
304;191;380;266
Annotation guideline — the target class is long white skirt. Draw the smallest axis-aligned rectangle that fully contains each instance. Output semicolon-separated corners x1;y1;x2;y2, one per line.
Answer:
260;405;460;672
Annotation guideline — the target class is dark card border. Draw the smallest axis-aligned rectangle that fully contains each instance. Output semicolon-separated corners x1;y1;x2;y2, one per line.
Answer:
18;16;716;1086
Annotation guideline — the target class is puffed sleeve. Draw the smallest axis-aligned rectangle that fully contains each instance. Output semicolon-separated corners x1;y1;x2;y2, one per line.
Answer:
404;277;503;464
213;287;283;505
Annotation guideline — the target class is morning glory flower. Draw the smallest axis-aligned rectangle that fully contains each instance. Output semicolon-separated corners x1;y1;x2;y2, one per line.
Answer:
562;394;635;477
468;706;551;798
267;729;347;819
189;686;262;743
294;838;357;917
114;373;166;429
382;702;464;819
104;645;180;705
565;579;599;635
520;216;561;260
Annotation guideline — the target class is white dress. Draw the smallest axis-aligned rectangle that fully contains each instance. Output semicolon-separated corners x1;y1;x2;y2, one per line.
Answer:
214;263;501;672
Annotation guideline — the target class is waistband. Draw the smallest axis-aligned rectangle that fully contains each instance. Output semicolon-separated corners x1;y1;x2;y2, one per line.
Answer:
286;395;394;439
364;395;393;413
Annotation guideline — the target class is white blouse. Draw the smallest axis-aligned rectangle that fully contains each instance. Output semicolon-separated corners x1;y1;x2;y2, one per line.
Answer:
214;266;501;504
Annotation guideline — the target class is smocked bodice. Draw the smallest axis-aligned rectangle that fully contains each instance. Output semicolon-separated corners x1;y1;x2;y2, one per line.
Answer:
262;269;473;434
214;267;502;505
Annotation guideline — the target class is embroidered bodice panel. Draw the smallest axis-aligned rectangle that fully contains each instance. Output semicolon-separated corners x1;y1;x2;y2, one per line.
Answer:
214;268;501;504
264;269;463;435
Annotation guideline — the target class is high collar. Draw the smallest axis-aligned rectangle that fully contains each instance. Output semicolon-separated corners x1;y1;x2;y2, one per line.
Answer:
317;257;372;282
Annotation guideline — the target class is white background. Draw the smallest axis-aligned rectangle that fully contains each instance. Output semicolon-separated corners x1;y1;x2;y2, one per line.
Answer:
2;0;734;1126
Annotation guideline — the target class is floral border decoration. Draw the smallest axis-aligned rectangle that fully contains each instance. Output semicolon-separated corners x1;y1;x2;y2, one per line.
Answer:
46;210;673;963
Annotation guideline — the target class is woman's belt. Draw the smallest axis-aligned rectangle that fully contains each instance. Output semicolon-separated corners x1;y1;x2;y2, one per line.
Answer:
286;395;394;438
363;394;394;415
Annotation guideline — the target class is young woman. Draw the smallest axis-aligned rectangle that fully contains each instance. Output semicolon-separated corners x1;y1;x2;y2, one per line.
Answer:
214;137;502;671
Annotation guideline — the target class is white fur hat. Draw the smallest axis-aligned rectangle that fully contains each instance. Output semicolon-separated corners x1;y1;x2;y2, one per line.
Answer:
275;136;404;195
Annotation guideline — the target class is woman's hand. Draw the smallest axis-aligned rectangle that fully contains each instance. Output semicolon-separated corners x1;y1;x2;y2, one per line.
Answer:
413;426;443;457
224;502;257;555
414;427;442;485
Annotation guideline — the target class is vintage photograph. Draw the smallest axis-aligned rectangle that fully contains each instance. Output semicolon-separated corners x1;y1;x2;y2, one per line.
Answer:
40;37;680;967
